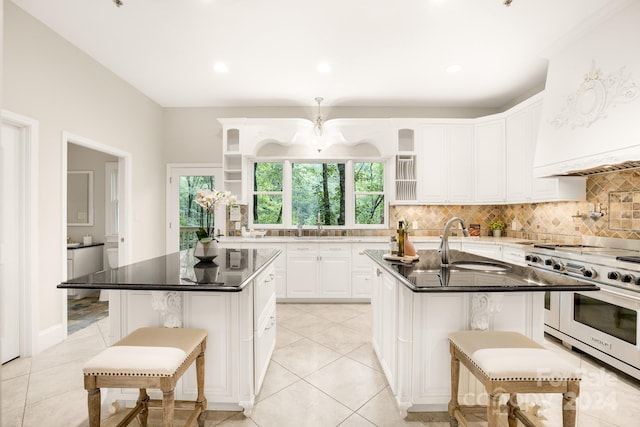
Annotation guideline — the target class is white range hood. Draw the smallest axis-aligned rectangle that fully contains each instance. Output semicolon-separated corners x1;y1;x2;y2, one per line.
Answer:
534;0;640;177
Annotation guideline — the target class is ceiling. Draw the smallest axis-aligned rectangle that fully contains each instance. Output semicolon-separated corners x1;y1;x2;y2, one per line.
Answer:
10;0;630;109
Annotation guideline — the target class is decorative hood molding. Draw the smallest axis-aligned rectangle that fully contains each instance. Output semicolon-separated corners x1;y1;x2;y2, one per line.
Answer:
534;1;640;177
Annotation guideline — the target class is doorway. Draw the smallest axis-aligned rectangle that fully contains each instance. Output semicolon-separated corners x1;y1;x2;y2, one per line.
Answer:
166;165;223;253
62;132;131;337
1;111;38;363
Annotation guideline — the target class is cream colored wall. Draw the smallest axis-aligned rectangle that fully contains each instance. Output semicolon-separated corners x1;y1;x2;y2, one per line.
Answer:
67;144;117;245
3;2;164;336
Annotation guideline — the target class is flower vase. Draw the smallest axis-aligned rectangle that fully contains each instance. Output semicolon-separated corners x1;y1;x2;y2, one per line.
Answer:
194;239;219;262
404;233;416;256
492;230;502;238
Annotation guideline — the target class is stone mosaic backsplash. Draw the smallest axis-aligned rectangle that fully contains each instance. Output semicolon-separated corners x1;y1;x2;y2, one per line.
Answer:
227;169;640;242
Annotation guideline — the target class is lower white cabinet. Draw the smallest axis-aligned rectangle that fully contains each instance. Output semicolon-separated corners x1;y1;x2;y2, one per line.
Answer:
460;241;502;259
351;242;386;299
287;243;351;299
108;263;277;414
370;264;544;413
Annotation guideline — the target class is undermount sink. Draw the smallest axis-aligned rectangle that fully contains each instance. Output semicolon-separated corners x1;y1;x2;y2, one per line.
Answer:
450;260;511;272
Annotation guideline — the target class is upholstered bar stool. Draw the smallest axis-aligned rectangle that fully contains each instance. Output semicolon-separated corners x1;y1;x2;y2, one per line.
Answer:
83;327;208;427
448;331;581;427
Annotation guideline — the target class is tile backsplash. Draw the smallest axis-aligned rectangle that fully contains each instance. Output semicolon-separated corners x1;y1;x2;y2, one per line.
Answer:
227;169;640;241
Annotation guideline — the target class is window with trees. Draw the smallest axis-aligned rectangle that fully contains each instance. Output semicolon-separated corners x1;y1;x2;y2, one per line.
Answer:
252;160;385;228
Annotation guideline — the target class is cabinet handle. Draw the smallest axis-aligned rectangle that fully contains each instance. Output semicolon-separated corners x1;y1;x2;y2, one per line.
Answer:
376;268;382;277
265;315;276;330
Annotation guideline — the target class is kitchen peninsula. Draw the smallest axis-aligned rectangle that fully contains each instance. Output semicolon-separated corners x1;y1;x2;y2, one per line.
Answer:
364;249;598;414
59;248;281;415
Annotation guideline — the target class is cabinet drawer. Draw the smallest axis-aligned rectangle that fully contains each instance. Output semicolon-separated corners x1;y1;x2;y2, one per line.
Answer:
254;303;276;393
502;246;526;266
254;265;276;329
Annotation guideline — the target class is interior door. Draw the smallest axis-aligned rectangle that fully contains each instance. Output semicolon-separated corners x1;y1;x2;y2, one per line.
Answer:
166;166;223;254
1;122;22;363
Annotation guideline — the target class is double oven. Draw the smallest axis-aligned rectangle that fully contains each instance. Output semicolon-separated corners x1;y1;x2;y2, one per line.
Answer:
526;240;640;381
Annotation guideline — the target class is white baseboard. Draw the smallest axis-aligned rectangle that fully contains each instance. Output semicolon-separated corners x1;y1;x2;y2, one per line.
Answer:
36;323;66;354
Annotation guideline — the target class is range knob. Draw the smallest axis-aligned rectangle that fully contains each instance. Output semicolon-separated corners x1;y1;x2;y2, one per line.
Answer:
544;258;553;266
525;255;532;262
621;274;635;283
635;277;640;286
608;271;621;281
583;269;597;279
530;256;541;263
553;262;564;271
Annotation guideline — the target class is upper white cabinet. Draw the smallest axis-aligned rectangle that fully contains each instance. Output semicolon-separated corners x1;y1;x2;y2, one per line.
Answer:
220;119;246;203
506;95;586;203
474;119;505;203
420;125;474;204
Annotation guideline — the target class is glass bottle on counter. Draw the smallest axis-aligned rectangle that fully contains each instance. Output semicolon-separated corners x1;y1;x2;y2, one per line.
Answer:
397;221;405;257
389;236;399;255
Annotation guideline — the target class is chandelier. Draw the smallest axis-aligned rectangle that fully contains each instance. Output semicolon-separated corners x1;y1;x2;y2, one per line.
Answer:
311;97;332;152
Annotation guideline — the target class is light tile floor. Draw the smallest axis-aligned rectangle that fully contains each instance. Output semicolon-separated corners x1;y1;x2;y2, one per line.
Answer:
2;303;639;426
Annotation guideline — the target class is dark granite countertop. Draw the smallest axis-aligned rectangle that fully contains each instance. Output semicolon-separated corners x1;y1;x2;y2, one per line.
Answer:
58;248;281;292
365;249;600;293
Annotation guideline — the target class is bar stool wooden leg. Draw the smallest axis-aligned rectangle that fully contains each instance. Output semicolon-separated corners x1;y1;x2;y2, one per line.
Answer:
162;389;175;427
448;344;461;427
507;393;518;427
136;388;150;427
86;384;101;427
487;393;500;427
562;380;579;427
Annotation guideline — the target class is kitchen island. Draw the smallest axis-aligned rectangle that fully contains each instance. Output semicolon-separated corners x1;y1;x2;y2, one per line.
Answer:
59;248;281;415
364;249;598;414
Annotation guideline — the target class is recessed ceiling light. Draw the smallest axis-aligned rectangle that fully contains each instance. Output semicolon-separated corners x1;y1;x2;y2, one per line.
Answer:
446;64;462;73
317;63;332;73
213;62;228;73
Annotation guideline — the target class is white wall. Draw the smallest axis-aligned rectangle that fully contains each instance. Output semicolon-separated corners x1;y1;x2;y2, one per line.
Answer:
3;2;165;342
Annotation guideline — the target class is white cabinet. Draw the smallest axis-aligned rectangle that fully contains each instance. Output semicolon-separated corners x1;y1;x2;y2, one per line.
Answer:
460;241;502;260
219;120;246;203
286;245;319;298
244;242;286;298
420;125;474;204
501;245;526;266
110;261;278;414
506;96;586;203
474;120;505;203
286;242;351;299
371;265;397;391
351;242;386;299
67;245;104;298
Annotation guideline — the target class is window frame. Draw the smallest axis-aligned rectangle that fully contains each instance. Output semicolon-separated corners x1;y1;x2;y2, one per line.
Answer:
249;158;388;230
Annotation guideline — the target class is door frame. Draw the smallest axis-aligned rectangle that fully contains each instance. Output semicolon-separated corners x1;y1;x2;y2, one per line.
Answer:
165;163;223;254
61;132;132;336
1;110;39;358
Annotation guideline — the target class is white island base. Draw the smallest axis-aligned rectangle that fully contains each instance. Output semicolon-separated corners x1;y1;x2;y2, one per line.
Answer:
105;263;277;416
371;266;544;415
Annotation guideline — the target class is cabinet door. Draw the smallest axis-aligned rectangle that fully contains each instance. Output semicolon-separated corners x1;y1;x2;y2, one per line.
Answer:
505;107;530;201
319;246;351;298
379;271;397;390
286;246;318;298
420;126;447;203
474;120;505;203
447;126;474;203
460;242;502;260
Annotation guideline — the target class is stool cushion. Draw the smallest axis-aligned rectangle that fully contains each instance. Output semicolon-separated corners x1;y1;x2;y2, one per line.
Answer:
449;330;581;381
83;346;187;377
83;327;208;377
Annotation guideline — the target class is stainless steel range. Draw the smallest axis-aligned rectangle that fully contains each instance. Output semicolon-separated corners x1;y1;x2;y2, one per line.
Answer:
525;239;640;381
